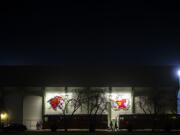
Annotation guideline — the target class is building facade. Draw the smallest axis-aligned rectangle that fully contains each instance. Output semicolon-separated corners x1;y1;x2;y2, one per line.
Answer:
0;66;178;130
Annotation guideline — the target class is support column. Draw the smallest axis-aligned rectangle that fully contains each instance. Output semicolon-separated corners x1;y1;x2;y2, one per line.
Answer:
41;87;45;122
107;86;112;127
65;87;68;113
132;87;135;114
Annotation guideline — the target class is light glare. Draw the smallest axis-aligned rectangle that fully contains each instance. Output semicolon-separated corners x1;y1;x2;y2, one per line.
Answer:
178;70;180;76
1;113;8;120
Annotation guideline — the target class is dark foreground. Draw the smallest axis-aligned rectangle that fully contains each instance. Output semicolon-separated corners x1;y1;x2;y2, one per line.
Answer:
0;131;180;135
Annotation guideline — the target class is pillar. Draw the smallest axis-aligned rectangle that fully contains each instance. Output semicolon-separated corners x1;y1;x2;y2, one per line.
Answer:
41;87;45;122
132;87;135;114
107;86;112;127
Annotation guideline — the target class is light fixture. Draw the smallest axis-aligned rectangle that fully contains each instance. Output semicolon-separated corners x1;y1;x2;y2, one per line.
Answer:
178;70;180;77
1;112;8;121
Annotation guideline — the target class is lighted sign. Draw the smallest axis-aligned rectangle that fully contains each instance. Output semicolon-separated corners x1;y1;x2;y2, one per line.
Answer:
111;94;130;111
48;96;65;110
45;92;73;115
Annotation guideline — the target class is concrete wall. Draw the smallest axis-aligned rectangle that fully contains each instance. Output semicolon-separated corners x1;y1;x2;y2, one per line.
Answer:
67;87;87;114
44;87;110;115
44;86;133;127
134;87;177;114
134;96;154;114
4;89;23;123
111;87;132;120
1;86;177;130
23;96;42;130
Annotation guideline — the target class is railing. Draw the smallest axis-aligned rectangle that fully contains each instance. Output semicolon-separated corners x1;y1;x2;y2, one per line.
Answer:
43;114;108;129
119;114;180;131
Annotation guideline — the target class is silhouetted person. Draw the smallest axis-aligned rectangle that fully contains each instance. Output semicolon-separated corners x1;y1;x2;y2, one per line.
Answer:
36;121;40;130
110;121;113;131
115;120;118;131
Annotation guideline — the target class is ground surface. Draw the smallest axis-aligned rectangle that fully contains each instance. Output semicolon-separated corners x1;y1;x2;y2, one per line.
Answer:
0;131;180;135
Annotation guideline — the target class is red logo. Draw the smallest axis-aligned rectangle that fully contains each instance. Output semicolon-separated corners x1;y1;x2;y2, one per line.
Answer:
112;98;129;111
116;99;127;109
48;96;64;110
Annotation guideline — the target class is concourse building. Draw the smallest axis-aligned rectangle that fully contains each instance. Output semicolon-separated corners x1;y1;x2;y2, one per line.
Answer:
0;65;178;130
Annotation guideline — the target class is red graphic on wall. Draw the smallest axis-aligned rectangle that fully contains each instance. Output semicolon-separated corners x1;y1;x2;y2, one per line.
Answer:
111;98;129;111
116;99;127;109
48;96;64;110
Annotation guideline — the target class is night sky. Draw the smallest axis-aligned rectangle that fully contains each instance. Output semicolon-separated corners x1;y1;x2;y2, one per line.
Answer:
1;0;180;65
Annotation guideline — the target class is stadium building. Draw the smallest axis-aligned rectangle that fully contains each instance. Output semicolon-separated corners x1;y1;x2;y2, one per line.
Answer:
0;65;178;130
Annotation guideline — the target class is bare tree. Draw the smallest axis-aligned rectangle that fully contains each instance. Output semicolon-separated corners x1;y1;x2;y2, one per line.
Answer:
55;87;108;132
136;88;177;115
136;96;154;114
57;88;85;131
79;87;108;132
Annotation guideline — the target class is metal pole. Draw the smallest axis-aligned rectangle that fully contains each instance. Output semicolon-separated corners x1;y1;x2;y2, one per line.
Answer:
177;77;180;114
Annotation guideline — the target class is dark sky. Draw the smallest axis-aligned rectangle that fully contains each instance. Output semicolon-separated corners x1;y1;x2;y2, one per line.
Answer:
0;0;180;65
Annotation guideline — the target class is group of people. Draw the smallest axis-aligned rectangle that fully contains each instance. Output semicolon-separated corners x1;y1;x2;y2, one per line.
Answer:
110;119;118;131
36;121;43;130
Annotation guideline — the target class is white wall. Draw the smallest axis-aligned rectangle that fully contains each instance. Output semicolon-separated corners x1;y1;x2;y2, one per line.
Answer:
134;96;154;114
44;87;66;115
67;87;87;114
23;96;42;130
111;87;132;120
44;87;110;115
43;86;133;128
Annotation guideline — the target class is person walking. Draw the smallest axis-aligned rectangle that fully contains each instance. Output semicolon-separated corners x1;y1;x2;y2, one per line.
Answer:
110;120;113;131
115;120;118;131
